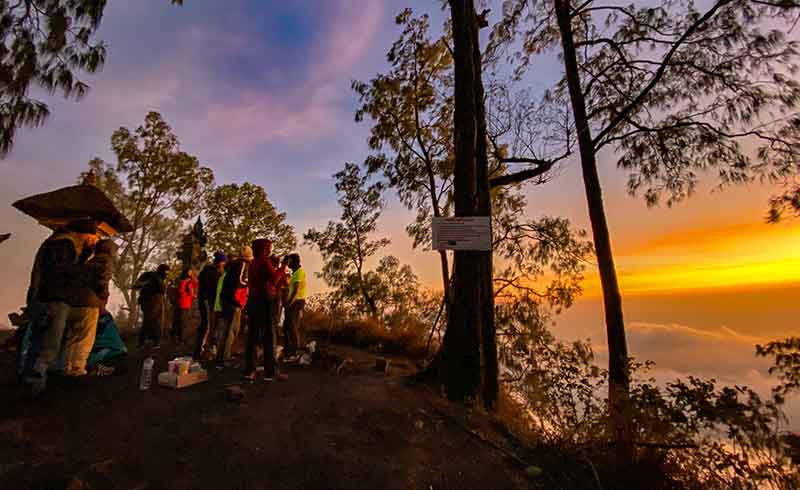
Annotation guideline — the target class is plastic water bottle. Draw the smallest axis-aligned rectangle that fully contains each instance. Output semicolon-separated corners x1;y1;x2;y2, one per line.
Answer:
139;357;154;391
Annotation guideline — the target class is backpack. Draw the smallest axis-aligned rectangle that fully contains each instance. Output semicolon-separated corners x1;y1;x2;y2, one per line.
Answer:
135;272;160;305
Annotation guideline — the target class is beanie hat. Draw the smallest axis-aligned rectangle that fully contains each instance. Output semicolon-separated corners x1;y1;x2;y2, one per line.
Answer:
213;251;227;264
240;246;254;262
66;219;98;235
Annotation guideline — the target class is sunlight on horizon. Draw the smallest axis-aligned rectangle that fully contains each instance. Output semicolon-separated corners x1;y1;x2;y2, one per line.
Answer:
581;219;800;296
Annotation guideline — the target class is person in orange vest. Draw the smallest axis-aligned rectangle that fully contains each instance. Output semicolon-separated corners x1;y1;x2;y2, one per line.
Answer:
171;269;198;343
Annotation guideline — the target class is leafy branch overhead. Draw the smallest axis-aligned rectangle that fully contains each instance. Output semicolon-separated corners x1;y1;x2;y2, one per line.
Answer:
491;0;800;219
0;0;183;157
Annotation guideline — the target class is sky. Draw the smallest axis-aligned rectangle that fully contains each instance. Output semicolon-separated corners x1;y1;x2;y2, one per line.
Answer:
0;0;798;423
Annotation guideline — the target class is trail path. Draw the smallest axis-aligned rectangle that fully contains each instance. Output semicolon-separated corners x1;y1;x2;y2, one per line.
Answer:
0;341;536;490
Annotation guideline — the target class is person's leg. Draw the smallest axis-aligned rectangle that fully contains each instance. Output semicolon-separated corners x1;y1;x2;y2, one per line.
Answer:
178;309;188;342
33;302;70;375
63;307;100;376
22;302;49;378
223;307;242;361
193;303;208;359
262;298;278;378
216;306;233;364
294;300;305;350
243;302;262;376
284;303;300;357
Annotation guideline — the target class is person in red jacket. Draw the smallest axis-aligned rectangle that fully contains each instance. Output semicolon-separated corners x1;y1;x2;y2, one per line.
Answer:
244;238;288;382
171;269;198;343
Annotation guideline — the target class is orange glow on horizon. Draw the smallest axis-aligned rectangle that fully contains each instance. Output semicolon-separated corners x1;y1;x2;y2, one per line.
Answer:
581;220;800;297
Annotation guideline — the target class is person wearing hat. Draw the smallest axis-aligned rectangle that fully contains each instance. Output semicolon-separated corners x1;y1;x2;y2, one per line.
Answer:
23;219;99;394
216;246;253;367
244;238;288;382
135;264;170;349
194;251;227;359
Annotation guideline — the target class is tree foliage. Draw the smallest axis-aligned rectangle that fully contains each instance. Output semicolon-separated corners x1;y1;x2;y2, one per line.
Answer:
0;0;183;156
489;0;800;459
303;163;390;318
204;182;296;256
353;9;455;251
83;111;213;326
491;0;800;213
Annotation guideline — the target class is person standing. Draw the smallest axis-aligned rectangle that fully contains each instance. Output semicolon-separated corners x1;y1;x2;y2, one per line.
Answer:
194;251;226;359
283;253;307;360
244;239;287;382
171;269;198;343
136;264;169;349
63;239;117;377
216;247;252;367
23;219;98;393
270;255;289;342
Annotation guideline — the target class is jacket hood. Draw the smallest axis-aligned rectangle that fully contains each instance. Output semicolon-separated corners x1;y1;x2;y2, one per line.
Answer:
251;238;271;258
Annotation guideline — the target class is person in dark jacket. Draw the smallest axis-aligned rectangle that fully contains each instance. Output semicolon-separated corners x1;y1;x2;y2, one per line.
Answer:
194;251;226;359
244;239;287;382
171;269;198;343
136;264;169;349
216;246;252;367
63;239;117;377
23;219;98;394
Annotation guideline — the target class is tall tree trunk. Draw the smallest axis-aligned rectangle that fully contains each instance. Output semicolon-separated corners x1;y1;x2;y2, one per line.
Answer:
437;0;497;410
553;0;634;462
438;249;450;299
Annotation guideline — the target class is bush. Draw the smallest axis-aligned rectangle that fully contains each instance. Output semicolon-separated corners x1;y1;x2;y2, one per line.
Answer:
303;295;432;359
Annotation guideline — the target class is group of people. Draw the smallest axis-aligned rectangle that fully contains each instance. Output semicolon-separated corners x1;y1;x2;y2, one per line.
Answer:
134;238;307;382
22;219;117;394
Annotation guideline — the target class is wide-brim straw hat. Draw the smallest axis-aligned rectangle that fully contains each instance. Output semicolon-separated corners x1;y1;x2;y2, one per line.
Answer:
13;183;133;236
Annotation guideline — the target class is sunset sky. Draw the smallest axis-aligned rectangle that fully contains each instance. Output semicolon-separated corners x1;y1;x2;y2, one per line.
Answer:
0;0;797;421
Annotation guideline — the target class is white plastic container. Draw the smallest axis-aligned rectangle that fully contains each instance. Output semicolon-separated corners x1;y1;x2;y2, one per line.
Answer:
139;357;155;391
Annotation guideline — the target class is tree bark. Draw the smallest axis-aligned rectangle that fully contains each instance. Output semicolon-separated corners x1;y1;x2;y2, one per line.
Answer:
437;0;497;410
553;0;634;462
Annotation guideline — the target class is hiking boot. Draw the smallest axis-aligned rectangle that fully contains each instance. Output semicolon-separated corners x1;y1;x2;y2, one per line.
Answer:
242;372;256;383
276;373;289;382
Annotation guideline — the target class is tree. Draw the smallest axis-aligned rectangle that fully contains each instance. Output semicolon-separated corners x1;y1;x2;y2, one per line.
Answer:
353;9;455;303
83;111;213;327
304;163;390;318
204;182;296;256
0;0;183;156
430;0;498;409
491;0;800;462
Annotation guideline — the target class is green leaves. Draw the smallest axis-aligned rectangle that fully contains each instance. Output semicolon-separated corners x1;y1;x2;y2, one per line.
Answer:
82;111;213;324
304;163;390;317
0;0;183;157
492;0;800;218
204;182;296;256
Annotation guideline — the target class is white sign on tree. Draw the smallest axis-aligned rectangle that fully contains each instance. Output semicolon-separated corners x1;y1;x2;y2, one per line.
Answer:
432;216;492;251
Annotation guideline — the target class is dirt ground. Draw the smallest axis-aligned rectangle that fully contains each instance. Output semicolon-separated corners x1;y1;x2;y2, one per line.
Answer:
0;334;545;490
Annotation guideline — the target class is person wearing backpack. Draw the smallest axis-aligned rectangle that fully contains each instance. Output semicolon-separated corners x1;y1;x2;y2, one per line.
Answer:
23;219;98;394
135;264;169;349
63;239;117;377
194;251;226;359
216;246;252;368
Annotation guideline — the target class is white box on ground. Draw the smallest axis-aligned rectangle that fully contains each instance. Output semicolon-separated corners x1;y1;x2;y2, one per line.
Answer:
432;216;492;251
